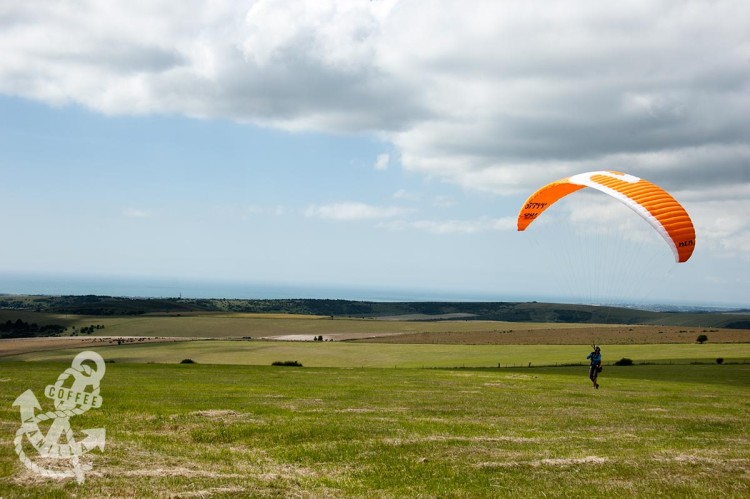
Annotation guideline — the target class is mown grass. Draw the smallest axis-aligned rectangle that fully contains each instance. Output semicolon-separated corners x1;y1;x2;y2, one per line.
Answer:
1;361;748;497
4;340;750;368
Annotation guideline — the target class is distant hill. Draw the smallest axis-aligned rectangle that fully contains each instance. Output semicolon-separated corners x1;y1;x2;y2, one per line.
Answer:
0;294;747;329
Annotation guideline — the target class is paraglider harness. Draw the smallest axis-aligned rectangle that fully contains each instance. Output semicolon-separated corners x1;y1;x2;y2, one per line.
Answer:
588;345;602;375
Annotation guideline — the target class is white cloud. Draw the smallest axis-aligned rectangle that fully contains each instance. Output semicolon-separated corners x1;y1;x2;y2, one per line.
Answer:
381;217;515;234
392;189;419;201
213;204;287;218
374;152;390;171
123;208;152;218
686;191;750;261
305;202;410;221
432;195;456;208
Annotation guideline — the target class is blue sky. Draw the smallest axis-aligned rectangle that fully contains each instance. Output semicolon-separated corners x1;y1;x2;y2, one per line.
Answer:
0;96;518;297
0;1;748;307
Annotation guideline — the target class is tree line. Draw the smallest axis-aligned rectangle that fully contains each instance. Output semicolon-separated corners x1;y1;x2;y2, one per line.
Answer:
0;319;66;338
0;319;105;338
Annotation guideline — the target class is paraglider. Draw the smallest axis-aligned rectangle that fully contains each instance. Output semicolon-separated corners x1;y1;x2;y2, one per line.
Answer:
517;171;695;263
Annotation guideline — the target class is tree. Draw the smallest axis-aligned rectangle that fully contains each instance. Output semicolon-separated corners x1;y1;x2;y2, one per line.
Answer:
696;334;708;344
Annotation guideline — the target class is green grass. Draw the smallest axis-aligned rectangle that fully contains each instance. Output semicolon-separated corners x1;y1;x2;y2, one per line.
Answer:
4;340;749;368
0;362;748;497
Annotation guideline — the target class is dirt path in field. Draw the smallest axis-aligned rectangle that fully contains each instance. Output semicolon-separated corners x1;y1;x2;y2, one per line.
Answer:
258;332;408;342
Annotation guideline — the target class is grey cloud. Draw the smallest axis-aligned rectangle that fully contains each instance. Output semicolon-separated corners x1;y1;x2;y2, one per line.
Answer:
636;154;750;192
61;44;184;74
223;62;428;132
143;28;430;132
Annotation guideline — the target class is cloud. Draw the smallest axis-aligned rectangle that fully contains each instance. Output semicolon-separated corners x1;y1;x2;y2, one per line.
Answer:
374;152;390;171
305;202;410;221
213;204;287;218
381;217;515;235
432;195;456;208
123;208;152;218
392;189;419;201
683;185;750;261
1;1;747;201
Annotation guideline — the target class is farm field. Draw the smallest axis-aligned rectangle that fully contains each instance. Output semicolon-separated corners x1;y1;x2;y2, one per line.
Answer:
0;361;748;498
2;311;749;357
2;311;749;368
3;310;750;343
3;340;750;368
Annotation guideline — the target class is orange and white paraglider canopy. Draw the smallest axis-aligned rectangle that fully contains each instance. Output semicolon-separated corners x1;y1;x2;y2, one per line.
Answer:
517;171;695;263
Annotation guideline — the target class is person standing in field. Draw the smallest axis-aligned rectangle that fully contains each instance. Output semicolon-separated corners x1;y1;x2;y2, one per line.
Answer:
587;346;602;389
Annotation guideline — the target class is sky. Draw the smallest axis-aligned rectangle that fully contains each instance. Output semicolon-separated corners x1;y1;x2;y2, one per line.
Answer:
0;0;748;307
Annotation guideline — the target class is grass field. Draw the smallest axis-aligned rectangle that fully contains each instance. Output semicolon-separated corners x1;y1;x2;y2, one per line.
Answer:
1;361;748;498
3;340;750;368
1;312;749;497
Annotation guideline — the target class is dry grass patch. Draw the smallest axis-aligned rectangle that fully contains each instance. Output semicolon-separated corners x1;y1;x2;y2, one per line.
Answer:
384;435;544;446
189;409;239;419
169;485;247;498
115;467;243;479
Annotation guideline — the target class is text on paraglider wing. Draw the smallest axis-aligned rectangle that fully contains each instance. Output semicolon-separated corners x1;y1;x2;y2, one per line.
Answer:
524;202;548;210
678;240;694;247
45;385;103;409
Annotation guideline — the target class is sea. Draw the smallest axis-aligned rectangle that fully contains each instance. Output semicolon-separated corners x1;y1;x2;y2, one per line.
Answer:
1;272;743;311
0;272;514;303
